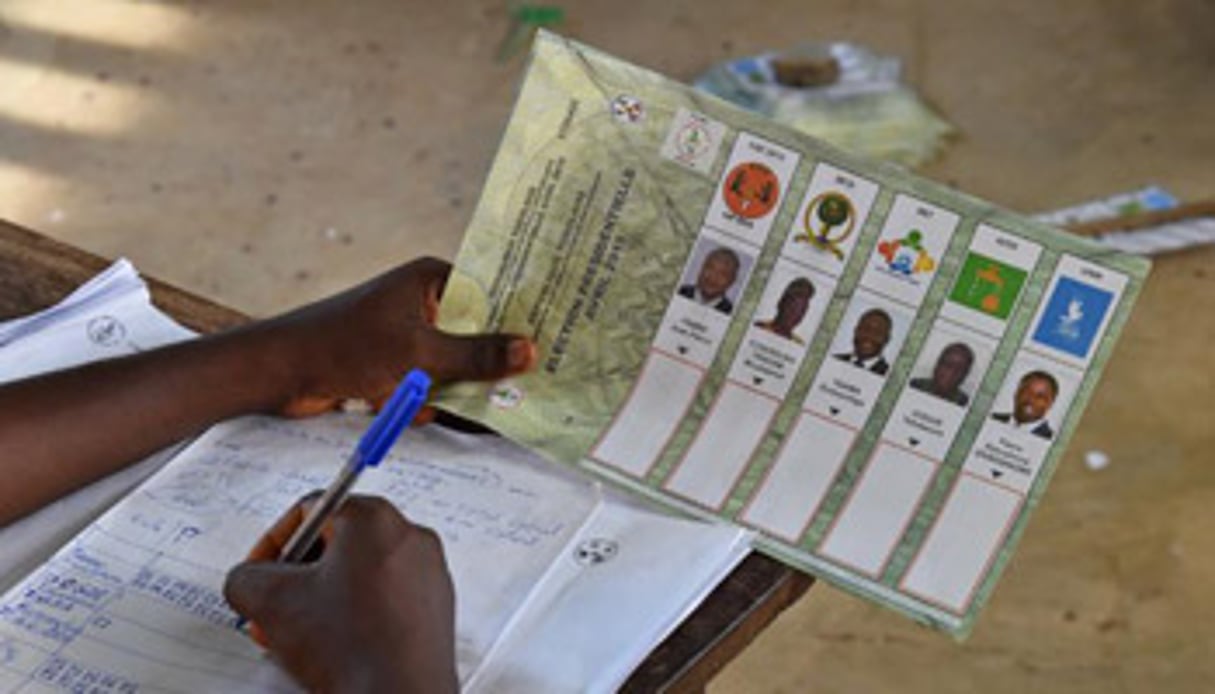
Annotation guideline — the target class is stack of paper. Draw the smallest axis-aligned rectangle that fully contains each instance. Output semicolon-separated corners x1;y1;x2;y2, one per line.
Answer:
0;259;194;592
0;259;193;377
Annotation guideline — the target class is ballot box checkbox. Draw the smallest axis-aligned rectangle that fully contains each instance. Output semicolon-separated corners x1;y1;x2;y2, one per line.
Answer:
591;350;703;479
739;411;857;543
899;473;1023;614
662;382;780;510
817;444;937;578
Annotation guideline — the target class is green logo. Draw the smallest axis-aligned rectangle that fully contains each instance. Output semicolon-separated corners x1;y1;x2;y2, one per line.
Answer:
948;253;1027;320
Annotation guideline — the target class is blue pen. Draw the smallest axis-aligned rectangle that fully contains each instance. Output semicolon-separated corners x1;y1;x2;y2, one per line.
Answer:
235;369;430;632
277;368;432;563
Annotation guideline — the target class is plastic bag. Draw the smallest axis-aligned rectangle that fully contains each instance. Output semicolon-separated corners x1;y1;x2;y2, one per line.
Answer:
695;42;953;168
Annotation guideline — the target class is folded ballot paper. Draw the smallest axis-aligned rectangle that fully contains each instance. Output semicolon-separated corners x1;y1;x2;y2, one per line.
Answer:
0;260;750;693
436;32;1150;638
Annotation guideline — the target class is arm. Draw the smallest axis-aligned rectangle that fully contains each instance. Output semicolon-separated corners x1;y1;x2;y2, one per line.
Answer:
0;257;535;525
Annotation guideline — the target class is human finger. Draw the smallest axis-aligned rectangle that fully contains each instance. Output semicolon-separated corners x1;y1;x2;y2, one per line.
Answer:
278;395;341;419
412;330;536;383
245;492;328;562
222;560;312;647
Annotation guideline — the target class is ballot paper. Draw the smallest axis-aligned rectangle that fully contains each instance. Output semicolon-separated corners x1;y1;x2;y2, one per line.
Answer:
0;261;750;692
436;31;1151;637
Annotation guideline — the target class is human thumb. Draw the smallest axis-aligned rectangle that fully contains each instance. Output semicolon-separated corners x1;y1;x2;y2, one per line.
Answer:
416;330;537;382
223;560;310;646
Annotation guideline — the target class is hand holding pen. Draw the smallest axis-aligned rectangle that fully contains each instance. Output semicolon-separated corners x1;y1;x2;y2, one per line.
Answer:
278;369;431;563
224;369;459;692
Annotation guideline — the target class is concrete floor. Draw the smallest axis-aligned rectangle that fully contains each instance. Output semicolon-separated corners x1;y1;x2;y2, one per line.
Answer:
1;1;1212;691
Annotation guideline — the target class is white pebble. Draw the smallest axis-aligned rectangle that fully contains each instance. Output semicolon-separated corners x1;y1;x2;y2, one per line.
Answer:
1084;450;1110;471
47;209;66;223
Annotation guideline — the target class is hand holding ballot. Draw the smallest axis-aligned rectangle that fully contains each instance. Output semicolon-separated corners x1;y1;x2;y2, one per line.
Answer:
0;257;537;524
267;257;537;418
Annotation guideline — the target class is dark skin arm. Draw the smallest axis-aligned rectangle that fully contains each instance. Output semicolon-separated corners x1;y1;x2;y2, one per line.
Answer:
0;257;536;525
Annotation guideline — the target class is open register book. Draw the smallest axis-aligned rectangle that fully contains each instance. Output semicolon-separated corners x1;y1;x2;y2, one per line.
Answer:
0;261;750;693
435;32;1150;638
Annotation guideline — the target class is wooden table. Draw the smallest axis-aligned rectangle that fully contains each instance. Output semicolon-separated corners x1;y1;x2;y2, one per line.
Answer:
0;218;814;692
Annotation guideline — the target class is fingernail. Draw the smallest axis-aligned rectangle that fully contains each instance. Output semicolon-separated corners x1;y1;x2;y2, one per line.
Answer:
508;338;535;371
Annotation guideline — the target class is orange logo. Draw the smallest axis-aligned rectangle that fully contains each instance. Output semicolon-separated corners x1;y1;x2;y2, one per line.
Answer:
722;162;779;219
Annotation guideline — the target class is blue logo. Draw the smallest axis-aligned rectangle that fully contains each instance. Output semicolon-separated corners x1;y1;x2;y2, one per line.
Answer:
1031;277;1113;359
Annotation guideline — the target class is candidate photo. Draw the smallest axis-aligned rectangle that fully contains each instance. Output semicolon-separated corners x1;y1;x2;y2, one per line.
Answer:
991;369;1060;440
834;307;894;375
754;277;816;345
677;244;744;315
909;342;976;407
